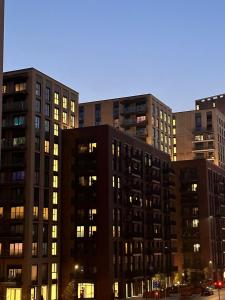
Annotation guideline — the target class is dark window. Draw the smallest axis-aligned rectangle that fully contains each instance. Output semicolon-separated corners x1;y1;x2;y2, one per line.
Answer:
207;112;212;131
195;113;201;130
45;87;51;102
45;104;50;117
35;99;41;113
35;116;41;129
36;82;41;97
113;102;119;118
95;104;101;124
35;136;40;151
45;120;50;132
12;171;25;181
13;116;25;126
79;106;84;126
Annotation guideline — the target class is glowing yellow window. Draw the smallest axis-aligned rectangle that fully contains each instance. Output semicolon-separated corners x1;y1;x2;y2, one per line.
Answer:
11;207;24;219
53;176;58;188
10;243;23;255
6;288;22;300
71;101;75;112
54;124;59;136
52;209;57;221
89;143;97;152
53;160;58;172
52;242;57;256
33;206;38;219
71;115;75;127
54;108;59;121
0;207;3;218
62;112;67;124
53;144;59;156
51;284;57;300
62;96;68;109
77;226;84;237
89;226;97;237
54;92;59;105
192;183;198;191
52;192;58;205
172;118;176;126
51;263;57;279
52;225;57;238
43;208;49;220
78;283;94;298
44;140;50;153
31;265;38;281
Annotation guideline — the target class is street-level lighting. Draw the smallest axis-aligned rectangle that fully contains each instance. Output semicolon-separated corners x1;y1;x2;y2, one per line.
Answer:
74;264;80;300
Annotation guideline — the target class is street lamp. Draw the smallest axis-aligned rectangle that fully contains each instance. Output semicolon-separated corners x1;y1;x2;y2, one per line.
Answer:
73;264;80;300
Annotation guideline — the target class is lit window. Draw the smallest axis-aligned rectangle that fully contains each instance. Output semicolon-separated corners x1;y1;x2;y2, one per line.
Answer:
114;282;119;298
13;136;26;146
118;226;121;237
112;144;115;155
53;144;59;156
118;177;121;189
89;226;97;237
54;124;59;136
160;110;163;119
77;226;84;237
173;137;176;145
43;208;49;220
53;160;58;172
51;263;57;280
192;219;199;228
71;115;75;127
71;101;75;112
0;207;3;218
113;226;116;237
52;242;57;256
31;265;38;281
191;183;198;192
14;116;25;126
53;192;58;205
196;105;199;110
62;112;67;124
10;243;23;256
6;288;22;299
173;128;176;135
112;176;115;188
78;283;94;298
54;108;59;121
15;82;26;92
88;176;96;186
51;284;57;300
52;209;57;221
136;115;146;123
62;96;68;109
33;206;38;219
54;92;59;105
11;207;24;219
172;118;176;126
53;176;58;188
44;140;50;153
193;243;200;252
52;225;57;238
88;209;97;221
2;85;6;93
173;147;176;154
89;143;97;153
32;242;38;256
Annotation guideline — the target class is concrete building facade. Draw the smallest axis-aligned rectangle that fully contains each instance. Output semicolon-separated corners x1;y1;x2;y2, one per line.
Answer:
79;94;173;157
61;125;177;300
173;159;225;283
0;68;78;299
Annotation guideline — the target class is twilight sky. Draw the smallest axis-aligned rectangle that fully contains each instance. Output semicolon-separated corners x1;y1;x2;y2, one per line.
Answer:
4;0;225;111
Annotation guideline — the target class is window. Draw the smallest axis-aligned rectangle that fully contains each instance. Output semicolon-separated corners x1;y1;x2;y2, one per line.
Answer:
52;225;57;238
62;112;67;124
0;207;3;218
192;219;199;228
53;144;59;156
2;85;7;93
8;268;22;280
51;263;57;280
13;136;25;146
71;101;75;112
31;265;38;281
53;176;58;188
11;207;24;219
53;160;58;172
45;120;50;132
193;243;200;252
78;283;94;298
195;113;202;130
136;115;146;123
45;104;50;117
32;243;38;256
62;96;67;109
10;243;23;256
43;208;49;220
89;143;97;153
95;104;101;124
51;284;57;300
88;209;97;221
15;82;26;92
33;206;38;219
191;183;198;192
6;288;22;299
89;226;97;237
45;87;51;102
35;116;41;129
52;192;58;205
35;99;41;113
54;108;59;121
54;92;59;105
35;136;40;151
13;116;25;126
88;176;97;186
52;209;57;221
44;140;50;153
52;242;57;256
36;82;41;97
54;124;59;136
77;226;84;237
12;171;25;181
71;115;75;127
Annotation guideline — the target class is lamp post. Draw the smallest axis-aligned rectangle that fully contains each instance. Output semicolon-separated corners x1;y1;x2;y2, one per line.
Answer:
73;264;79;300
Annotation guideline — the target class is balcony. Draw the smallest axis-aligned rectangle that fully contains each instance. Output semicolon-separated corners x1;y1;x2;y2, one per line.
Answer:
3;102;28;113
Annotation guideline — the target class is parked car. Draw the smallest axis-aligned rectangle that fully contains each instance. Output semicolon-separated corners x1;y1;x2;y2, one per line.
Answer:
201;287;214;296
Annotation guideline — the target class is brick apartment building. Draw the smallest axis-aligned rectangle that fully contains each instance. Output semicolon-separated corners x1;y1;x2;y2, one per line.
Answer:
0;68;78;299
173;159;225;283
79;94;173;157
61;125;177;300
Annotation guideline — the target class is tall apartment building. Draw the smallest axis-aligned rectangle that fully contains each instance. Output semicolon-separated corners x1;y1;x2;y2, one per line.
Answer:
173;94;225;168
0;68;78;300
173;159;225;283
79;94;173;157
0;0;4;158
61;125;177;300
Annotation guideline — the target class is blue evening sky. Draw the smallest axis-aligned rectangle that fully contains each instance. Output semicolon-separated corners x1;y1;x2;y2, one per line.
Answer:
4;0;225;111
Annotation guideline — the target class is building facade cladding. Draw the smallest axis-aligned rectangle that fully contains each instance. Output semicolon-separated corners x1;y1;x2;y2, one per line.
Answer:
173;159;225;283
0;0;4;161
0;68;78;299
173;107;225;168
61;125;177;300
79;94;173;157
